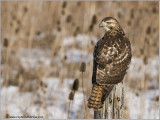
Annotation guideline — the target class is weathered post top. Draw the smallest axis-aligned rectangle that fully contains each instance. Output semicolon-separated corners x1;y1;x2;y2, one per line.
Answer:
94;82;124;119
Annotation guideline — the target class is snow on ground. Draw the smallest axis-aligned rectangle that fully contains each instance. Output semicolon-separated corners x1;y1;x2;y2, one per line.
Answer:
126;87;159;119
62;34;98;47
18;48;51;69
129;56;159;80
1;80;159;119
1;77;83;119
17;34;96;66
65;49;92;63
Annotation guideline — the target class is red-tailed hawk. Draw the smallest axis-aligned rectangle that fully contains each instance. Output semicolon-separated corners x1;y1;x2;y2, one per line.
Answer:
88;17;132;109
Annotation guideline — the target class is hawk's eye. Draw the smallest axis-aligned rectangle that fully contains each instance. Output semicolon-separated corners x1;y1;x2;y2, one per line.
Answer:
106;22;111;24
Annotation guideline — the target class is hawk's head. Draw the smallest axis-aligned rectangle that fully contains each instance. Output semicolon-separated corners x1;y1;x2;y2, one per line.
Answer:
99;17;123;34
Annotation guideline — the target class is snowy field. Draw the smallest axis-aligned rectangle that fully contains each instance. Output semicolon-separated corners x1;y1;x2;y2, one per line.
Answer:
1;34;159;119
1;78;83;119
1;77;159;119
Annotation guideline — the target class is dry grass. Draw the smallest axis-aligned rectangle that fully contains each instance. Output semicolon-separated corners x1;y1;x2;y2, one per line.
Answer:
1;1;159;119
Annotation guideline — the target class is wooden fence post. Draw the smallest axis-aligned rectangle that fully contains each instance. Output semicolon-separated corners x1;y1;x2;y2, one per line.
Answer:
94;82;124;119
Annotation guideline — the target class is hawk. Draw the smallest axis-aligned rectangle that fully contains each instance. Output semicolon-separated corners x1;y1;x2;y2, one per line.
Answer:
88;17;132;109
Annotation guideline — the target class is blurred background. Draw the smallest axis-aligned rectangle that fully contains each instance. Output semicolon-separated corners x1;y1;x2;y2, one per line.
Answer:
1;1;159;119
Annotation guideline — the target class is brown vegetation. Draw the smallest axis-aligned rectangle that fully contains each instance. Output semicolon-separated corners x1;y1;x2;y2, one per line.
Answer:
1;1;159;119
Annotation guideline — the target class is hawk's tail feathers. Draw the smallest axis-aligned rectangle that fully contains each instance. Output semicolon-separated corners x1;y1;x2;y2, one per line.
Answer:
88;85;103;110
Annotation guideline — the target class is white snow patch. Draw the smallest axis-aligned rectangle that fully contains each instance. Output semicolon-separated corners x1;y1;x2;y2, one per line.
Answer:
128;56;158;80
17;48;51;68
1;77;83;119
63;34;98;46
126;88;159;119
65;49;92;63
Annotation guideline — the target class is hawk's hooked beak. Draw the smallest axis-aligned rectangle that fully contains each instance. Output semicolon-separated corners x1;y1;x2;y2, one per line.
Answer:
99;21;106;28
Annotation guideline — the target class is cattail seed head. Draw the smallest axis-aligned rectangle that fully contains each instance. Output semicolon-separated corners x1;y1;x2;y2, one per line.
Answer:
40;80;43;87
5;113;9;118
74;26;80;36
143;56;148;65
36;31;41;35
152;7;157;13
61;10;65;15
3;38;9;47
146;26;151;34
77;2;81;6
66;15;72;23
57;27;61;32
89;24;93;32
130;9;134;19
15;27;20;34
72;79;79;91
64;55;67;60
68;91;74;100
62;1;67;9
76;26;80;32
140;48;144;55
57;20;60;25
17;20;21;26
92;14;97;25
80;62;86;72
91;40;94;46
23;7;28;13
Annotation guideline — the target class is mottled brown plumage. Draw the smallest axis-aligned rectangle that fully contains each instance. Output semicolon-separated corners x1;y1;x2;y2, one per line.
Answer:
88;17;132;110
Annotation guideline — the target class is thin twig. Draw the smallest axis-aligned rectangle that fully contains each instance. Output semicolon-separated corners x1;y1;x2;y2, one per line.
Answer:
81;72;86;118
68;100;71;119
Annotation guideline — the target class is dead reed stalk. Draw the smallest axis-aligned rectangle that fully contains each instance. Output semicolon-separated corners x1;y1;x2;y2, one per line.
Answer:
80;62;86;118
